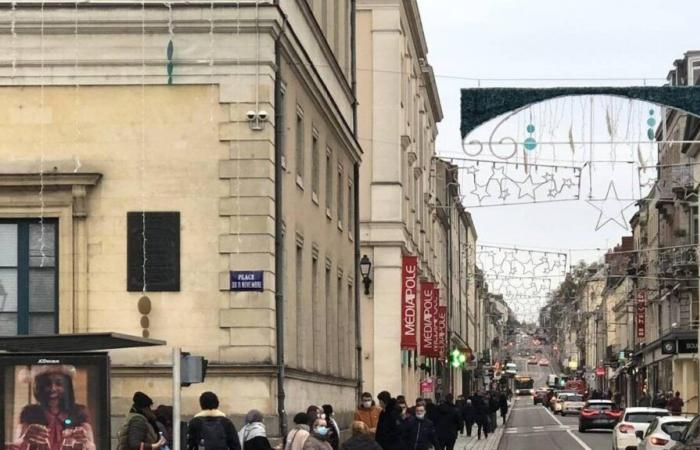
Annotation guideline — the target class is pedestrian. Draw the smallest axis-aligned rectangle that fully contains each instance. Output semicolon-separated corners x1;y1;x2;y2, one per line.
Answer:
321;405;340;450
401;403;437;450
668;391;684;415
238;410;273;450
638;390;651;407
653;391;667;409
425;398;440;425
435;394;461;450
302;418;333;450
613;391;622;409
396;396;409;421
374;391;402;450
470;392;488;440
307;406;322;427
340;421;381;450
488;391;499;432
353;393;381;436
498;392;508;425
186;392;240;450
117;392;167;450
461;399;476;437
285;412;310;450
407;397;423;417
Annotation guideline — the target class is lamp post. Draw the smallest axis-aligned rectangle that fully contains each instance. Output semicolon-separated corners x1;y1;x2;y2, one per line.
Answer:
360;254;372;296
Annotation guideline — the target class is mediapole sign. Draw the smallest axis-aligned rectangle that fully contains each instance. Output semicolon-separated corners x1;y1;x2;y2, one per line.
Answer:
401;256;418;349
420;282;438;357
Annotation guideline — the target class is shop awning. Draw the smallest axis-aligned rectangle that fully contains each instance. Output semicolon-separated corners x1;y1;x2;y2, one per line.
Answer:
0;333;165;353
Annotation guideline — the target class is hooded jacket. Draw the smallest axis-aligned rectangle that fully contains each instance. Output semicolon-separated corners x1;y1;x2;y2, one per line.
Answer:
238;422;272;450
186;409;241;450
375;399;403;450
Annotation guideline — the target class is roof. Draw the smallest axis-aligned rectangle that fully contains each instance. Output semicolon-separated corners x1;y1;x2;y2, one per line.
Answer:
624;407;670;413
655;416;691;423
0;333;165;353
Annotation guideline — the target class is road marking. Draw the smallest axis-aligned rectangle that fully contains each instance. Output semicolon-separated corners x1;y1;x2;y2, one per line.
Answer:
544;403;592;450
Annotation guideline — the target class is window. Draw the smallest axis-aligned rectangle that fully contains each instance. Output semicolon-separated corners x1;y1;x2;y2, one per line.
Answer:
0;220;58;336
312;130;320;201
348;181;354;235
295;107;305;185
325;147;333;215
127;212;180;291
693;60;700;86
337;165;344;228
279;83;287;167
296;243;304;362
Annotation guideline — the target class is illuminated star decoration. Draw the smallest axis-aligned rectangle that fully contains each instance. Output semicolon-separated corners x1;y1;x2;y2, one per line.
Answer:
586;181;635;231
470;179;491;203
516;174;547;200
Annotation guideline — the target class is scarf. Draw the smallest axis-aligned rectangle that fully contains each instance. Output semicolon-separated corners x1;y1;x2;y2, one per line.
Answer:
238;422;266;446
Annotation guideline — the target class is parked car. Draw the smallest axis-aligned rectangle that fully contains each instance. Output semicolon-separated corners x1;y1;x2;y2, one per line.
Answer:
552;392;577;414
527;356;538;365
539;358;550;366
639;416;691;449
533;388;549;405
613;407;671;450
578;400;621;432
560;393;585;416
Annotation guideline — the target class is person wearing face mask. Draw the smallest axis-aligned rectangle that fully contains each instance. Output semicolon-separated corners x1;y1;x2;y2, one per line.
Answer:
401;403;437;450
353;393;380;436
302;419;333;450
321;405;340;450
395;396;409;421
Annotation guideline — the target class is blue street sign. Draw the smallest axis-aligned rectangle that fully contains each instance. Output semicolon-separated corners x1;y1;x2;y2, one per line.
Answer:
230;271;264;292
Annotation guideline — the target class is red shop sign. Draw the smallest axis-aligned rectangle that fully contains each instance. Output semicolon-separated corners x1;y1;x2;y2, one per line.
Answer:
401;256;418;349
420;283;438;357
437;305;447;357
636;291;646;339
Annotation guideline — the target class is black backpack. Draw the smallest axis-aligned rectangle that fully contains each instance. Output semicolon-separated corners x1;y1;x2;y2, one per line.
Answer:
199;418;228;450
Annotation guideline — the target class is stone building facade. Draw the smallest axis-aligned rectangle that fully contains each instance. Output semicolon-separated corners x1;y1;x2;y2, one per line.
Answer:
0;0;360;442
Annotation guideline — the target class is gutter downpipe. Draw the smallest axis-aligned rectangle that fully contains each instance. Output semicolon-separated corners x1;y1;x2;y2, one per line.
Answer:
351;0;363;403
273;1;288;439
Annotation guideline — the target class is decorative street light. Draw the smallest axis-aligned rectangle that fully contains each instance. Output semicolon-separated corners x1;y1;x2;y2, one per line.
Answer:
360;254;373;295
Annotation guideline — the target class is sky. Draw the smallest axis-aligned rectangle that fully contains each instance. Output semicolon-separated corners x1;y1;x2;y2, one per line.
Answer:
417;0;700;319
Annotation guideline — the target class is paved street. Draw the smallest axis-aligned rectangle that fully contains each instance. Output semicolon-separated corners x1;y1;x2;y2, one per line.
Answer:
497;358;613;450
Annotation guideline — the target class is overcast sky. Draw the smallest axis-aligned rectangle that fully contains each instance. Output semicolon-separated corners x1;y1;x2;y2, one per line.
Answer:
417;0;700;319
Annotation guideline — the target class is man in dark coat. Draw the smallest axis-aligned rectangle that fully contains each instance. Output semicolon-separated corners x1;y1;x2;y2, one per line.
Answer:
461;399;476;437
375;391;402;450
425;398;440;426
469;392;488;440
498;392;508;425
435;395;462;450
401;403;437;450
488;392;499;431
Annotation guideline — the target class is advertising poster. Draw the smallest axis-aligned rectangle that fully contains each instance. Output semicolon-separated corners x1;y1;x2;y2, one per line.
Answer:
400;256;418;349
0;353;110;450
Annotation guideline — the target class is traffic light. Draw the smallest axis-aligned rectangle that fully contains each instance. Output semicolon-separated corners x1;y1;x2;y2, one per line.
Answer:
180;353;209;387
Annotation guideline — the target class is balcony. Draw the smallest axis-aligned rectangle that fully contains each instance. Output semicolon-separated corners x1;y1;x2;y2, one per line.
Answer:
659;247;698;277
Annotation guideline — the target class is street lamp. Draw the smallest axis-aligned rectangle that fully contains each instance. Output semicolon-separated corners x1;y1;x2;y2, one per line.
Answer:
360;254;372;295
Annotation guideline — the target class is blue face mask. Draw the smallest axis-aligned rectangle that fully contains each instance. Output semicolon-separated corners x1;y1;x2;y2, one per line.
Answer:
315;426;329;436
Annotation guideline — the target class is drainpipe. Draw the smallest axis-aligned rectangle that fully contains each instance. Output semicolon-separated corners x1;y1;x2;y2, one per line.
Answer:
350;0;363;403
274;21;288;439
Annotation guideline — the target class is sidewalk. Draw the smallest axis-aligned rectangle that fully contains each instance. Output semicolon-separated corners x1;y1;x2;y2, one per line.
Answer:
455;409;512;450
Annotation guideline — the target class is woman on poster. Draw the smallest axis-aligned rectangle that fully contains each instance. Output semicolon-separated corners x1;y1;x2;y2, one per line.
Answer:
5;365;95;450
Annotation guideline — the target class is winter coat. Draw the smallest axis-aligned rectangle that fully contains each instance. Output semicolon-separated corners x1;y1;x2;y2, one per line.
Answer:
668;396;684;414
653;397;667;409
326;418;340;450
425;403;440;425
302;434;333;450
462;402;476;424
435;402;462;442
375;399;403;450
469;395;488;423
498;394;508;416
238;422;273;450
340;435;382;450
285;425;310;450
638;395;651;407
187;409;241;450
119;411;159;450
401;416;437;450
353;406;381;433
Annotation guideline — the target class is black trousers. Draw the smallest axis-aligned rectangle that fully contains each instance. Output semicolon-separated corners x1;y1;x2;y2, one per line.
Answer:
477;418;489;439
438;437;456;450
464;419;474;436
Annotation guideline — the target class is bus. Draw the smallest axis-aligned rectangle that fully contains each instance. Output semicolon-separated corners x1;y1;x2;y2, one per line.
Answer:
514;375;534;395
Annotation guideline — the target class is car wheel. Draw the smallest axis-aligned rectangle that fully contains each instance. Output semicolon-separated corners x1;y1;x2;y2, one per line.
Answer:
561;413;565;417
578;425;585;432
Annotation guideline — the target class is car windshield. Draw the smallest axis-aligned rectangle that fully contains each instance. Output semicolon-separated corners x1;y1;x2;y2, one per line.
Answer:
626;412;669;423
661;422;689;435
566;395;583;402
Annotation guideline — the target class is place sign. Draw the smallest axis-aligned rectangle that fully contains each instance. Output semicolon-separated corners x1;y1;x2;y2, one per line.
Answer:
230;271;264;292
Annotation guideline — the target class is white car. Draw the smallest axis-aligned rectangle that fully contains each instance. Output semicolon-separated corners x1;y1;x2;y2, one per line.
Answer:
638;416;691;449
553;392;576;414
505;362;518;375
612;407;670;450
560;393;585;416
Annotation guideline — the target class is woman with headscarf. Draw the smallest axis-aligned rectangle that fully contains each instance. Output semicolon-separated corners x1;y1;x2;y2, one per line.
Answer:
302;418;332;450
118;391;167;450
5;365;98;450
238;409;273;450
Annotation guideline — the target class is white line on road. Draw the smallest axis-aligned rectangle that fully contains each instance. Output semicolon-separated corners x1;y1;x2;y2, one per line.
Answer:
543;403;592;450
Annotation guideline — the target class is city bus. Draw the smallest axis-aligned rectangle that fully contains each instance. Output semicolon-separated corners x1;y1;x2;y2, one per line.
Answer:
514;375;534;395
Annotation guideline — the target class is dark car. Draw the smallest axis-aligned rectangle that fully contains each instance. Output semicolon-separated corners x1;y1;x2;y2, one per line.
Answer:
533;389;548;406
578;400;622;432
671;414;700;449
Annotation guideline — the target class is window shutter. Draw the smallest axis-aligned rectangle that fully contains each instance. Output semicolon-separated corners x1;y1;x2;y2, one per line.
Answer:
127;212;180;292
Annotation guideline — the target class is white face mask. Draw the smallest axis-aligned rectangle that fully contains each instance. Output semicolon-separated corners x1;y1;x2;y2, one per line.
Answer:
416;413;425;420
362;401;372;408
320;413;327;420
